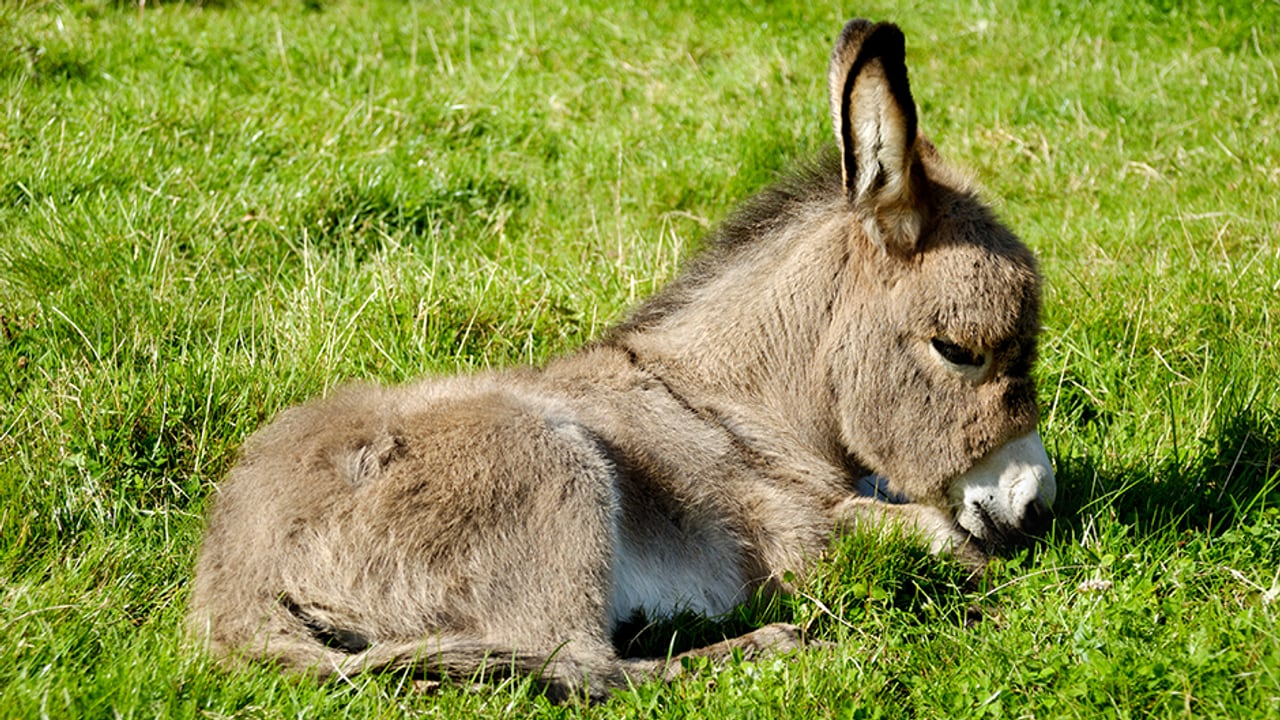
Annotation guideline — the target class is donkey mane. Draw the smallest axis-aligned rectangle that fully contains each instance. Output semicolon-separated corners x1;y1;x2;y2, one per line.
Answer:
606;149;845;338
608;140;1006;342
709;149;847;251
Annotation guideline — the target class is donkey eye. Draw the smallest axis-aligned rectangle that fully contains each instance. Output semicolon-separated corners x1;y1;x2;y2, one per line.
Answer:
931;338;983;367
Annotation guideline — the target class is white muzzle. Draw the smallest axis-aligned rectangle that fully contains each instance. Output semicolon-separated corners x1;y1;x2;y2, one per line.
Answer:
947;431;1056;544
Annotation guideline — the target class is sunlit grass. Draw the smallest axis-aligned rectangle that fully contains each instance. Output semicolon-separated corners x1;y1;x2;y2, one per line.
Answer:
2;0;1278;716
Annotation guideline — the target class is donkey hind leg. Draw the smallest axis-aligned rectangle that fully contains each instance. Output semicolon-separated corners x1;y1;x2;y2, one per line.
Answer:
302;621;808;701
833;495;987;569
314;622;806;701
618;622;808;683
323;635;635;703
277;394;644;702
383;404;640;701
339;403;806;699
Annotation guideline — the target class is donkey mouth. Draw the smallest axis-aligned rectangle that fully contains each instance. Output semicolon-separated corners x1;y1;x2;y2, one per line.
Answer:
948;431;1057;550
966;497;1054;552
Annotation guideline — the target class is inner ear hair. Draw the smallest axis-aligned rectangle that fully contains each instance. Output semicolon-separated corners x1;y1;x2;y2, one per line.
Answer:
828;20;928;256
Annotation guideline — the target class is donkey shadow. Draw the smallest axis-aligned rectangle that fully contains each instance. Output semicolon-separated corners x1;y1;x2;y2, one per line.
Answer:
1049;407;1280;543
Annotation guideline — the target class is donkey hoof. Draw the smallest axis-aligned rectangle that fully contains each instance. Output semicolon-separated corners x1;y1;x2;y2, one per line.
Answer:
741;623;806;655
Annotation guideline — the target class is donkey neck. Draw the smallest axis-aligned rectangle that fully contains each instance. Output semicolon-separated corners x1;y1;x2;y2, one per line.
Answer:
604;204;854;458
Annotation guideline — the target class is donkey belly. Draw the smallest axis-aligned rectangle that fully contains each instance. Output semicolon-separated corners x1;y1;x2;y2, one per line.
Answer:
607;505;747;629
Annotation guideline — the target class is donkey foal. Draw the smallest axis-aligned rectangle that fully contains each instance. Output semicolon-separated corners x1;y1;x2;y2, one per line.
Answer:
189;19;1057;701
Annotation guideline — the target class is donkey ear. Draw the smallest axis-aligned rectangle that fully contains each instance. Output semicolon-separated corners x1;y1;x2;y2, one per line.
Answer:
829;20;928;255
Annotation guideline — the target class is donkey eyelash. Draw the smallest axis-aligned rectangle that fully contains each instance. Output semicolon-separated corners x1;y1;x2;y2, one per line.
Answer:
931;338;984;367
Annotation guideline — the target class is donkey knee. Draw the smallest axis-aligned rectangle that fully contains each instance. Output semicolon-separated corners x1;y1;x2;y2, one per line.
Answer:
834;496;987;566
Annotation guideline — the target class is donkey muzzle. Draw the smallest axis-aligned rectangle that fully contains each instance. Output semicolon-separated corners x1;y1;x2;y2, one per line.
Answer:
947;431;1056;548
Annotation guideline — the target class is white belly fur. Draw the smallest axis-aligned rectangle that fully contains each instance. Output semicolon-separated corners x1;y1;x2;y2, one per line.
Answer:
607;508;747;629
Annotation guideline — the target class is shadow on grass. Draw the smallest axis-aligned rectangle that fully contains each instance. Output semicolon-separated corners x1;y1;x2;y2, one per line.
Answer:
1051;406;1280;541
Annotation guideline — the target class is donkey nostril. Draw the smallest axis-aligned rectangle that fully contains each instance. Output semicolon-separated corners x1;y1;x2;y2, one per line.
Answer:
1019;500;1053;539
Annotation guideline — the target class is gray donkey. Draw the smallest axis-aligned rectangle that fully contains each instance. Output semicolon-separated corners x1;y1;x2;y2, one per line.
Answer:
189;19;1057;700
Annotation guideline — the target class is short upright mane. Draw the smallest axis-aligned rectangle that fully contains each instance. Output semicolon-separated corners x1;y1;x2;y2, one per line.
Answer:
708;148;846;252
605;149;845;339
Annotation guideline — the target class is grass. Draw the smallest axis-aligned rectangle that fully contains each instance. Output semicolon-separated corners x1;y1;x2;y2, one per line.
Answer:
2;0;1278;716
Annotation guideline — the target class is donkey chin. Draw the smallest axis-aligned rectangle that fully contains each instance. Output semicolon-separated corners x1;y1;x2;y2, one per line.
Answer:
947;431;1057;550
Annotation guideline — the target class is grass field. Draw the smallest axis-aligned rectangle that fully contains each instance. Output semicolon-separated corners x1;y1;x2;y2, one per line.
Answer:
2;0;1279;716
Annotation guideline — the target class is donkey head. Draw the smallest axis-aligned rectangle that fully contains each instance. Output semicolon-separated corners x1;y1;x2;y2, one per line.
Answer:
825;21;1056;548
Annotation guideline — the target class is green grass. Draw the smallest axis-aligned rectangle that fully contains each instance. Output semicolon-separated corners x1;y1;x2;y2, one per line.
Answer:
2;0;1278;716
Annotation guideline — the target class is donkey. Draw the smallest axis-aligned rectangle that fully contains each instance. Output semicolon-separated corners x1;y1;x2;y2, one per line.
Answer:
189;19;1056;700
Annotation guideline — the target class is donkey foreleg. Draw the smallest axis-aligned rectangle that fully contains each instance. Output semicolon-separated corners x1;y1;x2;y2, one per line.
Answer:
832;495;987;568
